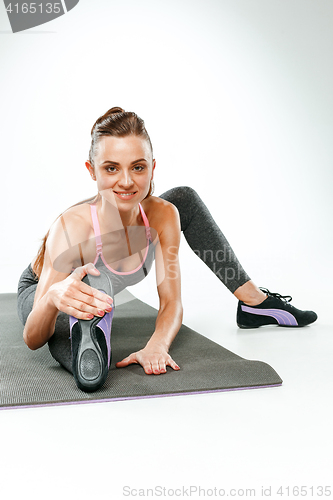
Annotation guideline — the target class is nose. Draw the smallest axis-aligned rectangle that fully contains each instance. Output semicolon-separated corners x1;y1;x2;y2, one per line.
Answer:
117;170;134;189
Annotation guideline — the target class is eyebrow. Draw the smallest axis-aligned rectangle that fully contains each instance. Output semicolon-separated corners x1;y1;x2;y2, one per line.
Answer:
101;158;148;166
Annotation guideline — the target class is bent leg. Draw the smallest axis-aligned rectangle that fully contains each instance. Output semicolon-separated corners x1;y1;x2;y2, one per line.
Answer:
158;186;252;294
17;264;73;373
48;313;73;373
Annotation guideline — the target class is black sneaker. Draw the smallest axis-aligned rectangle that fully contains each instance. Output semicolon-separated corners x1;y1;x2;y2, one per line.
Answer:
70;266;114;392
237;288;317;329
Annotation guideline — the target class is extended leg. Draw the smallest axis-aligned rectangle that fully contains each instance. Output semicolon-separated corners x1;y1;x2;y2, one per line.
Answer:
158;186;264;301
158;186;317;327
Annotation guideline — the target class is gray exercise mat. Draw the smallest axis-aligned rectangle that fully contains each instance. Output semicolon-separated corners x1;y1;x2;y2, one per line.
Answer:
0;293;282;410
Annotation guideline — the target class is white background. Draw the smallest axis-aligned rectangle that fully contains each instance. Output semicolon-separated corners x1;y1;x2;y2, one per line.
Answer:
0;1;332;499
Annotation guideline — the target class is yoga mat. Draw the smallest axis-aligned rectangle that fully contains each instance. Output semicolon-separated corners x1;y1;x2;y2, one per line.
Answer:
0;292;282;410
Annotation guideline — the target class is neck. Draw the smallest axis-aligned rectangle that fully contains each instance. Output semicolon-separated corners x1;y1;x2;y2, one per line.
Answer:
97;197;141;231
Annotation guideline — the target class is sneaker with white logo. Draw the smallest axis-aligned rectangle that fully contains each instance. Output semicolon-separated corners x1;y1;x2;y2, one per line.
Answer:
237;288;317;328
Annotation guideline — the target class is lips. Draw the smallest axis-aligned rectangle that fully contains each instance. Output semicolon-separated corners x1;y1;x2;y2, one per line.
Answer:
114;191;136;194
113;191;137;199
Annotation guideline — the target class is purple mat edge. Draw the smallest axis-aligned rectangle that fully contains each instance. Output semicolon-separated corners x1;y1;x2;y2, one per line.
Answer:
0;382;282;411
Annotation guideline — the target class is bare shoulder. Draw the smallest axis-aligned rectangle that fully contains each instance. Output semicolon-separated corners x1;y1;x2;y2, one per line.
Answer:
51;203;93;243
141;196;180;236
31;199;100;279
42;203;93;268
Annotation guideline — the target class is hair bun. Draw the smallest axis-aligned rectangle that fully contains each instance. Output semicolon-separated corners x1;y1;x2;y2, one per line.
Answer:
91;107;125;135
105;107;125;117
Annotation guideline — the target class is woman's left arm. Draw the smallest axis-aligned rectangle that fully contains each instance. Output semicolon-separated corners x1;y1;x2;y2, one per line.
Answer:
116;203;183;375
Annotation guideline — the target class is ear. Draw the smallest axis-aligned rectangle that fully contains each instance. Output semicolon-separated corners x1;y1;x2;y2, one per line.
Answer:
151;159;156;180
85;161;96;180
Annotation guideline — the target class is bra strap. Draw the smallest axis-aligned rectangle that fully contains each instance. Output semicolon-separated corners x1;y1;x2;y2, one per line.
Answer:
90;204;103;255
139;203;152;242
91;203;152;254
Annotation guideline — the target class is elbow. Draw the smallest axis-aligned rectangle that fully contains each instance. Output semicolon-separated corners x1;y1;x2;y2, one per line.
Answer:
177;301;184;321
175;301;183;319
161;298;182;313
179;305;184;326
176;299;183;317
23;328;40;351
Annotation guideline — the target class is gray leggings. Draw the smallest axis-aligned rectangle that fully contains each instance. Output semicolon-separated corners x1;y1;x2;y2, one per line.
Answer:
17;186;250;372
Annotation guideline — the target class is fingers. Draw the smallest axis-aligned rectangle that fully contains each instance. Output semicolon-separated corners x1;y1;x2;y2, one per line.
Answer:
150;356;180;375
59;280;113;319
116;350;180;375
72;262;113;301
155;359;166;374
76;282;113;309
166;357;180;372
116;353;138;368
151;358;164;375
70;263;113;317
65;305;95;320
66;295;113;320
72;262;100;280
49;262;114;319
117;354;154;375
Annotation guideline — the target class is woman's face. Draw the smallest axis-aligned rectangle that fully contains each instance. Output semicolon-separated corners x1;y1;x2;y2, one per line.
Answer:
86;135;155;209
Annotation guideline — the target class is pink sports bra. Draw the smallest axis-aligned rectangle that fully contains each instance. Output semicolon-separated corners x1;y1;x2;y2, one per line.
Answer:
90;203;153;276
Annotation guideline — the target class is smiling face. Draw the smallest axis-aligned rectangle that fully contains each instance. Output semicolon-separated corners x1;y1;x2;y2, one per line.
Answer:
86;134;155;210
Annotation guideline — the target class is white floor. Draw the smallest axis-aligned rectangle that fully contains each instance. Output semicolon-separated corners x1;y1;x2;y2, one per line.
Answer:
1;269;332;500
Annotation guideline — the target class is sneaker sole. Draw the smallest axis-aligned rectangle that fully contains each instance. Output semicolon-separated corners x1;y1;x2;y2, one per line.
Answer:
72;269;113;392
237;322;313;329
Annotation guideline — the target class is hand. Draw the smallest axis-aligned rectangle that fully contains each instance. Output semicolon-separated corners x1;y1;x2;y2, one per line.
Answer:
116;343;180;375
48;262;113;320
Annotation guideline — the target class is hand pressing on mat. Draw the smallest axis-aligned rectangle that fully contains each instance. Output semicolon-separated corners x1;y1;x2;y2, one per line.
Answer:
116;297;183;374
116;343;180;375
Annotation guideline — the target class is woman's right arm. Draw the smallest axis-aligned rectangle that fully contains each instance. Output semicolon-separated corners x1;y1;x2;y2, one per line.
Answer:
23;215;113;350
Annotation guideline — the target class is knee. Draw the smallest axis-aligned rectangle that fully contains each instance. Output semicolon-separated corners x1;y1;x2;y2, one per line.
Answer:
171;186;200;204
16;292;32;326
174;185;197;196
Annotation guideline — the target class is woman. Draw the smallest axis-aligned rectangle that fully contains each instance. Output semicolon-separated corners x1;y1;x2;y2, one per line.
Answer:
17;107;317;392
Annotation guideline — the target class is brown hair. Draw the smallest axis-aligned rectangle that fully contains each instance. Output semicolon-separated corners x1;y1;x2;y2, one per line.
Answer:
89;106;154;167
32;107;155;278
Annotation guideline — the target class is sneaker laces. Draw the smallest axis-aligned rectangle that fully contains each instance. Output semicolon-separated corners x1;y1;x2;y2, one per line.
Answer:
259;287;293;304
